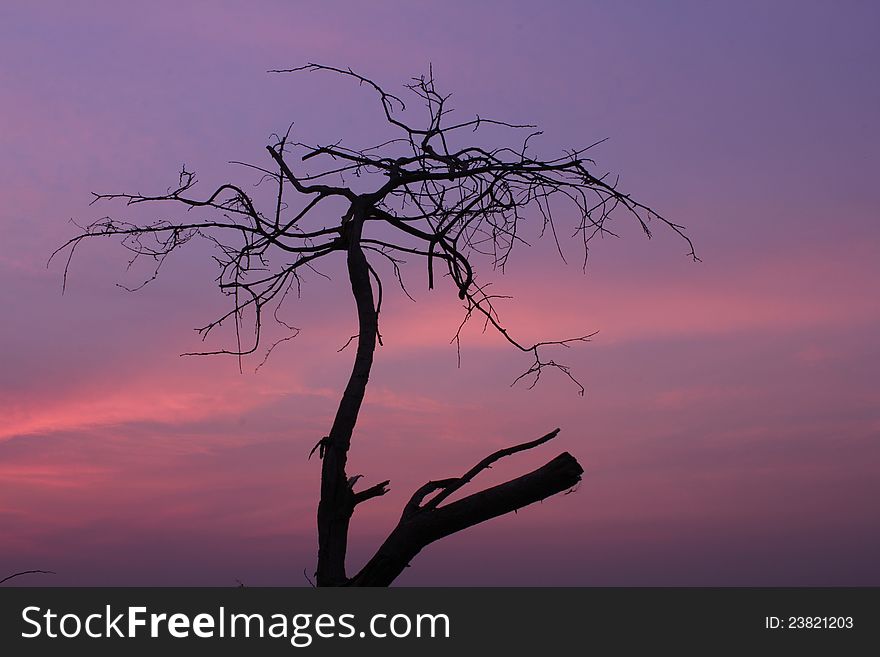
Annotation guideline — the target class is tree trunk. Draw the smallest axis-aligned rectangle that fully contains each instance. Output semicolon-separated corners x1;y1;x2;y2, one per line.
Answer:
315;202;377;586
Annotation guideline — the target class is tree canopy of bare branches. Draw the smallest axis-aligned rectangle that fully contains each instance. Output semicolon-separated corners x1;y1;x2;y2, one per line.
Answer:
53;64;696;586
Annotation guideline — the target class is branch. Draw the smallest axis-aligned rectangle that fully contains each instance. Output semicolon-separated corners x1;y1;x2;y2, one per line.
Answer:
455;283;597;394
352;480;391;506
349;430;583;586
0;570;56;585
427;451;582;539
422;428;560;510
402;478;459;518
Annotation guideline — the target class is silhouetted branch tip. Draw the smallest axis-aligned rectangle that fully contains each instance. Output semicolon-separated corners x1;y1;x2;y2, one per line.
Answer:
308;437;330;460
353;480;392;506
0;570;57;585
423;428;563;510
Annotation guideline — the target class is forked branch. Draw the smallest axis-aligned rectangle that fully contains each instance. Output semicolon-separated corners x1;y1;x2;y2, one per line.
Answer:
349;428;582;587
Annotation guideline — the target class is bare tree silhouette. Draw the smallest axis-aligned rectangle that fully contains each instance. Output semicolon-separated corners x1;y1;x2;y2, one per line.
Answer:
53;65;696;586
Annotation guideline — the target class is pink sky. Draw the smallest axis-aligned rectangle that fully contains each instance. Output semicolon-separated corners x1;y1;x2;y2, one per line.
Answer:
1;1;879;585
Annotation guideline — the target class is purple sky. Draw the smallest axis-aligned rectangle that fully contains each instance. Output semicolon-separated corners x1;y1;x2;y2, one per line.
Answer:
1;0;879;585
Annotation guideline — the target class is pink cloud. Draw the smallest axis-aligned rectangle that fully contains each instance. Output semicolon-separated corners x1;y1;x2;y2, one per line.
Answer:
374;238;880;353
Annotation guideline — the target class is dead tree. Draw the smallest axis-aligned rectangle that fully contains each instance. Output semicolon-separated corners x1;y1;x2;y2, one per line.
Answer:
53;64;696;586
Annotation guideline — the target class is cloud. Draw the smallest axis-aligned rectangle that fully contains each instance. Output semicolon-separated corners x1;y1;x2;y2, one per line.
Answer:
374;238;880;354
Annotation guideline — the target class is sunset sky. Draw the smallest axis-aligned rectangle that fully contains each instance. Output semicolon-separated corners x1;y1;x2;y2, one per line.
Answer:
2;0;878;585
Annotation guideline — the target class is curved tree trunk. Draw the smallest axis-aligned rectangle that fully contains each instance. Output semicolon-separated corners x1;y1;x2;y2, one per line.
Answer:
315;202;377;586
